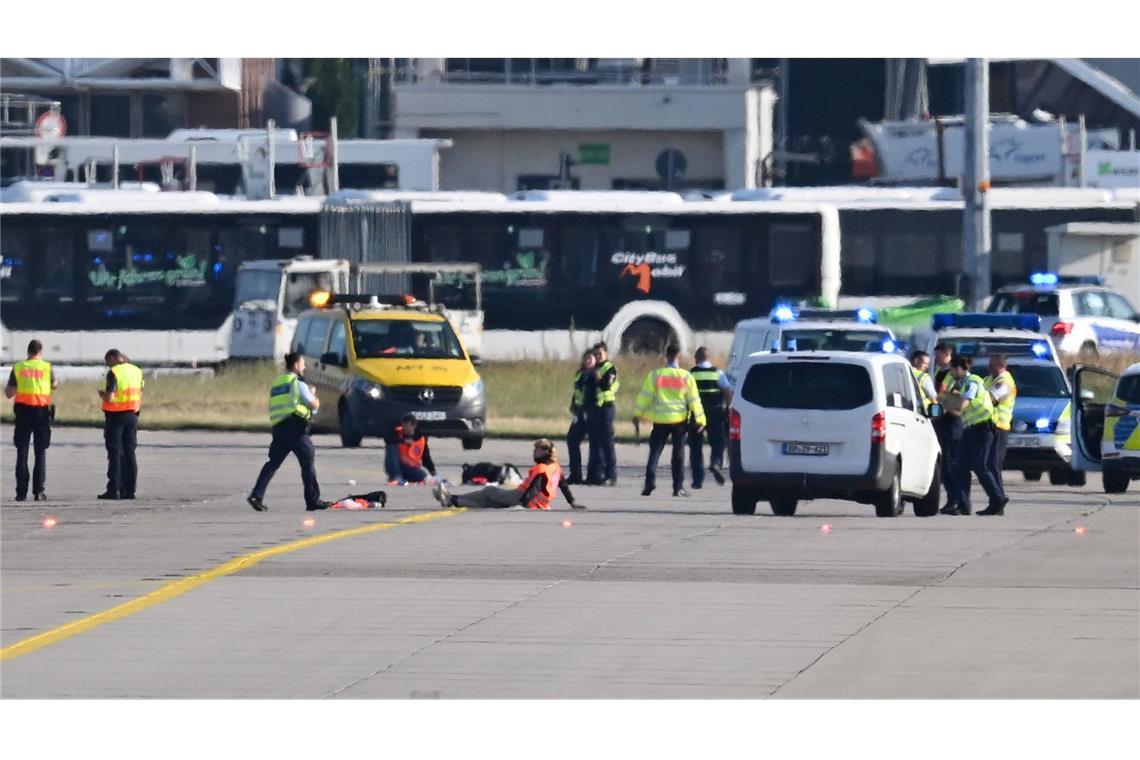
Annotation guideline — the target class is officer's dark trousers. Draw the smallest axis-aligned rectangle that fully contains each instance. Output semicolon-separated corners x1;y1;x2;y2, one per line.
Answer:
935;415;964;505
688;408;725;487
104;411;138;498
566;410;590;482
645;422;686;492
587;404;617;482
987;428;1009;503
251;417;321;508
13;404;51;498
950;423;1003;513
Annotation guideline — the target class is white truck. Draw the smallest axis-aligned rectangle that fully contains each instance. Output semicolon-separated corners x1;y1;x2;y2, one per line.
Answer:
230;258;483;364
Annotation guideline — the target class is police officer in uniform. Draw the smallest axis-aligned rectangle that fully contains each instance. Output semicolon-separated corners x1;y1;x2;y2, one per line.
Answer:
586;342;619;486
5;340;58;501
97;349;144;500
565;350;596;485
944;356;1004;516
636;345;706;498
687;346;732;488
932;343;962;511
982;354;1016;516
909;350;938;413
248;352;330;512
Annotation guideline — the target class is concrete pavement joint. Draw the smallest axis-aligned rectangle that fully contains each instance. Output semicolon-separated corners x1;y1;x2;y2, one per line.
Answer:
766;500;1114;697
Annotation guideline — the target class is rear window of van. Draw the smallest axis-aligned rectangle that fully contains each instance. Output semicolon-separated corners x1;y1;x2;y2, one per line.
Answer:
742;361;873;410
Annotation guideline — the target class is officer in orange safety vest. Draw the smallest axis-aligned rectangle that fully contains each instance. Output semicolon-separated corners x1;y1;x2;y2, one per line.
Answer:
97;349;144;500
5;339;59;501
433;439;586;511
385;413;437;484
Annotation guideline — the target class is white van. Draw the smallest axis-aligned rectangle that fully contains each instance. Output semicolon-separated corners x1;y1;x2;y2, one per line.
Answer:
729;351;943;517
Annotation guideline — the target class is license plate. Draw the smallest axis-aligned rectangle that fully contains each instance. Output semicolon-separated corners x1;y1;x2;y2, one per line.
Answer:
411;411;446;421
783;442;829;456
1009;435;1041;448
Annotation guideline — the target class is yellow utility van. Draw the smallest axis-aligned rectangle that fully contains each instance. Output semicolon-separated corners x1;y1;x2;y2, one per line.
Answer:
292;293;486;449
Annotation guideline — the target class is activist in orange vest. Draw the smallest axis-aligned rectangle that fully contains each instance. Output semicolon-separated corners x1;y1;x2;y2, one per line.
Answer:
97;349;144;501
5;339;58;501
433;439;586;511
385;414;437;484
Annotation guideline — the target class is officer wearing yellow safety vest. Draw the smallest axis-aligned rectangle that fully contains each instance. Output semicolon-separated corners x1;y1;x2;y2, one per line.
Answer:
932;342;963;510
247;352;330;513
942;356;1006;516
5;340;59;501
908;350;938;412
97;349;144;500
635;345;706;498
688;346;732;489
984;354;1017;514
586;342;619;486
565;349;597;485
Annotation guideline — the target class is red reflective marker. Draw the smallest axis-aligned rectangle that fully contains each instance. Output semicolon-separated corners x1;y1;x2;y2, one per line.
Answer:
42;516;58;529
562;520;573;528
820;523;832;534
302;518;316;529
1074;526;1086;535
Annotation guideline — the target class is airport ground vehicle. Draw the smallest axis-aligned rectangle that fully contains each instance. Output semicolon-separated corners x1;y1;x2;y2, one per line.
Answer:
987;273;1140;359
724;305;897;384
1071;362;1140;493
231;258;483;363
728;351;942;517
291;293;486;449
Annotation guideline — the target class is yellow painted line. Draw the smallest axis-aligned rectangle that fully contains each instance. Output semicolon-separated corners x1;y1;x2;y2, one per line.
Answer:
0;508;466;662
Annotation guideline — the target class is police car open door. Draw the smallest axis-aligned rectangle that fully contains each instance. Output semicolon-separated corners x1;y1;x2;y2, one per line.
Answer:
1070;365;1119;472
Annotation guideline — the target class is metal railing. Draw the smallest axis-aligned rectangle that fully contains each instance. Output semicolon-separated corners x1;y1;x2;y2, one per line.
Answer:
0;93;62;135
392;59;733;87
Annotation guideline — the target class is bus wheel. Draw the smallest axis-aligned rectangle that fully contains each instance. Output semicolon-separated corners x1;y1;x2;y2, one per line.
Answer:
339;404;363;448
621;319;675;355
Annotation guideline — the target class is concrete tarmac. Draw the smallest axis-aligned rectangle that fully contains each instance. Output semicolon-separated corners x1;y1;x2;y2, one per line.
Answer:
1;427;1137;698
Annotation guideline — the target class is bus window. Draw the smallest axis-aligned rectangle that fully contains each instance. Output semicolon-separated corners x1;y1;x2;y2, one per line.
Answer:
769;223;813;288
0;227;33;306
35;228;77;304
612;216;691;298
559;222;602;289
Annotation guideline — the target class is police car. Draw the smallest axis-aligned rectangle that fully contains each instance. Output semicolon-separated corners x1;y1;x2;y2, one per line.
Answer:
1071;362;1140;493
914;313;1065;373
987;273;1140;359
725;305;899;385
1001;357;1080;486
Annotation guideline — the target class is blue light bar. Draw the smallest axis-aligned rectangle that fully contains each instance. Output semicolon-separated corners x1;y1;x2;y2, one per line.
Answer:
771;305;796;323
1029;272;1058;286
931;312;1042;332
1028;272;1104;287
795;307;879;324
881;339;897;353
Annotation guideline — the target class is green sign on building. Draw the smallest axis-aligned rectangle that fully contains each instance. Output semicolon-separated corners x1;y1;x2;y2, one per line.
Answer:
578;144;611;166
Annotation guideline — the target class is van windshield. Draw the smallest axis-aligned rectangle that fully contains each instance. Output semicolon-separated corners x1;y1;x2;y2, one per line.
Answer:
234;270;282;308
780;328;891;352
351;319;465;359
742;361;873;410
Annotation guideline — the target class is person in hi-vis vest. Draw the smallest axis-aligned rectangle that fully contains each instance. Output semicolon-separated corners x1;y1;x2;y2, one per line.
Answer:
97;349;144;500
248;352;330;512
5;339;59;501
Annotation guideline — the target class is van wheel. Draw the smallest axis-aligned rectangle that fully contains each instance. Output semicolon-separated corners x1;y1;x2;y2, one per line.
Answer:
1103;468;1130;494
1068;469;1087;487
874;467;903;517
621;319;676;356
1023;470;1042;481
769;497;798;516
462;437;483;451
913;460;941;517
339;404;363;448
732;488;758;515
1048;468;1068;486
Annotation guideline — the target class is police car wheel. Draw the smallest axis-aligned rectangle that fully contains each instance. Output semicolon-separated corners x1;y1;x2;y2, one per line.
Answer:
1023;470;1042;481
732;488;759;515
1048;468;1068;486
769;497;797;516
1103;468;1130;494
1078;342;1099;361
874;468;903;517
462;437;483;451
1067;469;1087;487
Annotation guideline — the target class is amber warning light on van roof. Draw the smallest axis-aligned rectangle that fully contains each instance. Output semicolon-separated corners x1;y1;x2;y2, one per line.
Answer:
308;290;420;309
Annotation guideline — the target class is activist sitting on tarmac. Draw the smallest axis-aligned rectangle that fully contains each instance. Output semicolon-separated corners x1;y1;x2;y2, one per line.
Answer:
385;413;436;485
433;439;586;511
